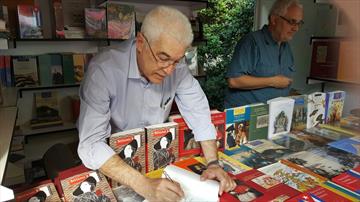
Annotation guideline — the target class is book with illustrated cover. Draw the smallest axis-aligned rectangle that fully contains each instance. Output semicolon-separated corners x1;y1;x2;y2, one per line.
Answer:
289;95;307;131
15;181;61;202
304;126;352;141
325;91;346;123
309;146;360;171
62;53;75;84
38;54;52;86
17;5;43;39
225;105;251;149
107;3;135;39
270;133;316;152
285;150;350;179
287;185;353;202
211;110;226;151
291;130;332;147
172;157;207;176
220;169;300;202
109;128;146;188
73;54;85;83
340;115;360;131
12;56;38;87
258;161;324;192
320;123;358;136
31;91;62;129
267;97;295;139
224;145;273;169
332;171;360;194
196;152;251;175
307;92;326;128
62;0;90;38
50;54;63;85
328;136;360;156
85;8;107;38
145;122;179;172
248;103;269;141
246;139;294;162
322;181;360;201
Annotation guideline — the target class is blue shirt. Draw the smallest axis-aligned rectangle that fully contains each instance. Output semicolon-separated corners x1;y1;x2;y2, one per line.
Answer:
224;25;295;108
77;38;216;169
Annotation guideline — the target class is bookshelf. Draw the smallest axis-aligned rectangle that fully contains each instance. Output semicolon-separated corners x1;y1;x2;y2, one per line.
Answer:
306;76;360;92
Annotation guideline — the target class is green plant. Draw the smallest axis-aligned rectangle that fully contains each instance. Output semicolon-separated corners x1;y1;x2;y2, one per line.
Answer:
198;0;255;110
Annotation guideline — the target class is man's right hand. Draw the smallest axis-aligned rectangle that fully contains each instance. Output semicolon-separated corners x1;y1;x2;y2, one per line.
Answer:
270;75;292;88
143;178;184;202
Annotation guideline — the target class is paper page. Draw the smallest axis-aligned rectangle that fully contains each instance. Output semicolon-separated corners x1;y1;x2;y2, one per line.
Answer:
163;165;219;202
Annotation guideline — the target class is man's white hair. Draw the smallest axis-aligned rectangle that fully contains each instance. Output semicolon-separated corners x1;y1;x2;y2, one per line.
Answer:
268;0;303;21
141;6;193;47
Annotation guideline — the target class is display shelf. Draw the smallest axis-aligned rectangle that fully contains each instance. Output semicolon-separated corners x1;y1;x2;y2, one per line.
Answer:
306;76;360;92
12;38;126;48
18;84;80;98
97;0;208;8
14;121;77;137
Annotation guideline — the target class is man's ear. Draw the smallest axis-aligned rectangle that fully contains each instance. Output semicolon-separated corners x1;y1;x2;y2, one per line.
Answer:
270;14;277;26
136;32;144;52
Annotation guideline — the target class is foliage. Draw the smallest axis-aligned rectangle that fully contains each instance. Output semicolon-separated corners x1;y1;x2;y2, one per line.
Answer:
198;0;256;110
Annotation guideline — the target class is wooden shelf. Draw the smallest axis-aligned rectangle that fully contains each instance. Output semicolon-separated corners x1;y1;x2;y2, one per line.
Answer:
14;121;77;137
18;84;80;98
306;76;360;91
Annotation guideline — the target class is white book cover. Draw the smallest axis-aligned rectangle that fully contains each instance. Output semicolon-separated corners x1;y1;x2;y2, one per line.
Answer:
267;97;295;139
306;92;326;128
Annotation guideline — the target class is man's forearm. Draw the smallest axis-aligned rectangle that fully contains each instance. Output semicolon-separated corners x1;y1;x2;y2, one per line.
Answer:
228;75;273;90
99;154;149;196
200;139;218;163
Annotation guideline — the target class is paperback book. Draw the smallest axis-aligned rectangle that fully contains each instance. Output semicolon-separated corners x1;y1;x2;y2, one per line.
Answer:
307;92;326;128
289;95;307;131
12;56;38;87
332;171;360;194
224;145;273;169
328;136;360;156
31;91;62;129
107;3;135;39
85;8;107;38
145;122;179;172
248;103;269;141
15;181;61;202
287;185;353;202
17;5;43;39
225;105;251;149
325;90;346;123
246;139;294;162
304;126;352;141
267;97;295;139
291;130;332;147
270;133;316;152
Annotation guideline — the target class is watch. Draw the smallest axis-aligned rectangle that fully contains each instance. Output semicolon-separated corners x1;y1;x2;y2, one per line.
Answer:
207;160;221;168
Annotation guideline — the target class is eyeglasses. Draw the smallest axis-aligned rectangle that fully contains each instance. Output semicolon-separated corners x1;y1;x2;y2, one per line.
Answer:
278;15;304;27
142;33;184;68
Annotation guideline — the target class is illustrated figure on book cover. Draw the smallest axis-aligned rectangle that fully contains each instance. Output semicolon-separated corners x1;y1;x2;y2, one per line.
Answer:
183;129;200;150
235;123;248;145
72;176;110;202
153;131;176;170
229;179;262;202
118;138;142;172
274;111;288;134
27;191;47;202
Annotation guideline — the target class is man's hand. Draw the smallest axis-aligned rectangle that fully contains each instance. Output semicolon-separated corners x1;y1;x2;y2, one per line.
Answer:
143;178;184;202
270;75;292;88
200;165;236;195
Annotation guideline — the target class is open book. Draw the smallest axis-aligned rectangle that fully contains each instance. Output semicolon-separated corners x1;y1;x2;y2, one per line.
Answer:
163;165;219;202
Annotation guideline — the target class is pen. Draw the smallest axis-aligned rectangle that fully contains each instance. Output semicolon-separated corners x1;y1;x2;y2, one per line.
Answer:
163;170;174;183
161;97;171;108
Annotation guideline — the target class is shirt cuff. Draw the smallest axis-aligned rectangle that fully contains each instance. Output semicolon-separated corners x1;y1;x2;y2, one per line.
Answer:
192;123;217;142
78;142;116;170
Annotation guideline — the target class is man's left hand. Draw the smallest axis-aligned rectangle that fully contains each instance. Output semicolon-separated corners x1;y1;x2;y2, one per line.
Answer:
200;164;236;195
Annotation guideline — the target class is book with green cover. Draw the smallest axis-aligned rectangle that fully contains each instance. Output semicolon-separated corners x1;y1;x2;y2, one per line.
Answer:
62;54;75;84
248;104;269;141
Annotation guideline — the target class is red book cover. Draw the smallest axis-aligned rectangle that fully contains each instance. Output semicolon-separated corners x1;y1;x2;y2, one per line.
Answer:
52;0;65;38
332;171;360;194
286;185;352;202
145;122;179;172
352;165;360;173
15;180;61;202
173;157;206;175
221;169;300;202
310;39;340;79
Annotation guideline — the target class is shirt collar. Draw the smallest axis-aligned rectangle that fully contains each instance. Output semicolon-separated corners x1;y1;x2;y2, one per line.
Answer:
128;38;141;79
262;25;278;46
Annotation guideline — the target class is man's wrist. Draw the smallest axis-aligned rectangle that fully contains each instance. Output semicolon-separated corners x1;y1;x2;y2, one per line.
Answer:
207;159;221;168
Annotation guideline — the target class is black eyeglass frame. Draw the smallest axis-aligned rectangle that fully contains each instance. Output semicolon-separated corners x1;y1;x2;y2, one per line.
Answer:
278;15;304;27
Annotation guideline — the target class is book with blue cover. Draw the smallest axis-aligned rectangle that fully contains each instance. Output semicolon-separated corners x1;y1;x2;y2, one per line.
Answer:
328;136;360;156
224;145;273;169
225;105;251;149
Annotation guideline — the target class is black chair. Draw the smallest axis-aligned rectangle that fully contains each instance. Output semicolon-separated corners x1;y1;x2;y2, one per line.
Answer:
42;143;81;180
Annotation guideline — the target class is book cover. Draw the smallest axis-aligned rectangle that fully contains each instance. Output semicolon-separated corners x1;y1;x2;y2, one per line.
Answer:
291;130;332;147
196;152;251;175
169;114;201;158
38;54;52;86
211;110;226;151
17;5;43;39
15;181;61;202
270;133;315;152
112;185;144;202
304;126;351;141
328;136;360;156
248;103;269;141
0;56;6;87
306;92;326;128
258;161;324;192
73;54;85;83
246;139;294;162
107;3;135;39
60;170;116;202
62;0;89;38
332;171;360;194
31;91;62;129
52;0;65;38
340;115;360;131
322;181;360;201
4;55;12;87
62;53;75;84
325;91;346;123
287;185;353;202
145;122;179;172
285;150;350;179
221;169;300;202
320;123;358;136
225;105;251;149
310;39;340;79
12;56;38;87
173;157;207;175
185;46;198;76
50;54;64;85
109;128;146;187
267;97;295;139
289;95;307;131
224;145;273;169
85;8;107;38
